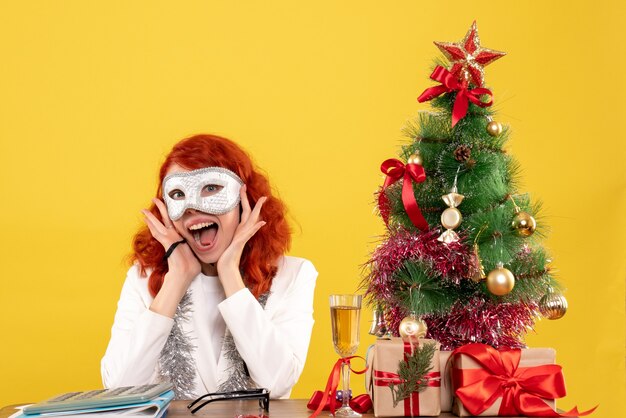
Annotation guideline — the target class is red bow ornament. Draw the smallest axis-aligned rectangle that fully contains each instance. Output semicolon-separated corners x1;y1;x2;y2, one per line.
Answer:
418;66;493;127
451;343;597;417
378;159;429;232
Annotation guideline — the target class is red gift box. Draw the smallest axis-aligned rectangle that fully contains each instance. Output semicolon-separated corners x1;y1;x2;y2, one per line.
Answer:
450;343;596;417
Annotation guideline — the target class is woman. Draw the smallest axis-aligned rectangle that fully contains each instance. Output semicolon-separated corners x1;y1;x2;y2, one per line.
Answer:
101;134;317;399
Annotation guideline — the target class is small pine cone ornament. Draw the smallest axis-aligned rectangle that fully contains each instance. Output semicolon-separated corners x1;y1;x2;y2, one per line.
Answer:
453;145;472;163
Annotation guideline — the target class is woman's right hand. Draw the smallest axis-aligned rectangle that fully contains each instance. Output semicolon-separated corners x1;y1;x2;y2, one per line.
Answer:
141;198;201;287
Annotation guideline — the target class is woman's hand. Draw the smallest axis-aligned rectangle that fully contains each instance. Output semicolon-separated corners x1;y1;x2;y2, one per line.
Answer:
141;198;201;285
217;185;267;295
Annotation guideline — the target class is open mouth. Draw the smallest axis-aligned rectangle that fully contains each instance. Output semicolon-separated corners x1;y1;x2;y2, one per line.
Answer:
188;221;219;249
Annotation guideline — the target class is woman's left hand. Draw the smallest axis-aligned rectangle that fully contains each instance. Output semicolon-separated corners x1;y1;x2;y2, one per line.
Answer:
217;185;267;278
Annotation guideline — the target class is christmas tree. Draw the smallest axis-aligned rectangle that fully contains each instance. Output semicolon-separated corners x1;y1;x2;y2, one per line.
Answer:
364;21;568;350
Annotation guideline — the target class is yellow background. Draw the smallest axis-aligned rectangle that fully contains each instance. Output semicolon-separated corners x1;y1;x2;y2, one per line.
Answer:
1;1;624;416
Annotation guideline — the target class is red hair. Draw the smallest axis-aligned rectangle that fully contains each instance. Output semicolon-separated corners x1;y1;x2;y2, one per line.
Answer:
130;134;291;298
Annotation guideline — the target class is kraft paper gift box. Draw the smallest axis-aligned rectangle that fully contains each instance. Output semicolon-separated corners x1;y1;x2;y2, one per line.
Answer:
451;344;558;417
368;338;441;417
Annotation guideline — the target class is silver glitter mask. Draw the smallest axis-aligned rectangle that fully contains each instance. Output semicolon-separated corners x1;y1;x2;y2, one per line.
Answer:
162;167;243;221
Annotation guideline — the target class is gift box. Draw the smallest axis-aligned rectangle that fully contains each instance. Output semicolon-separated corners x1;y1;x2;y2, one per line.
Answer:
451;343;559;417
367;338;441;417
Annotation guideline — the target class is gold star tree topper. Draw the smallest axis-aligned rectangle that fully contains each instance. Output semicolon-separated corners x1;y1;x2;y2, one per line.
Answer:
434;21;506;87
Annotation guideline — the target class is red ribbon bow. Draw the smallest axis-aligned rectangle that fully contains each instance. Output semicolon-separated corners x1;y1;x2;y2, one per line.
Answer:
418;66;493;127
378;158;429;232
307;356;369;418
451;343;597;417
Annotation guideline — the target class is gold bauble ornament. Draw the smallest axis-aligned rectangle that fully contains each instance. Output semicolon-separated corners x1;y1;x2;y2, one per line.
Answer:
486;263;515;296
398;316;428;339
512;211;537;237
407;152;423;166
539;289;568;320
486;120;503;136
441;207;462;229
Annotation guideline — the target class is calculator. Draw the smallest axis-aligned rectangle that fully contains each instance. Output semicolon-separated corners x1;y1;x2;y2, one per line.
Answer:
22;383;174;415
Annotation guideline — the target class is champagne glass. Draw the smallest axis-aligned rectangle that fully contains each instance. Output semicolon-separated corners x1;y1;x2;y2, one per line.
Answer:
329;294;362;417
